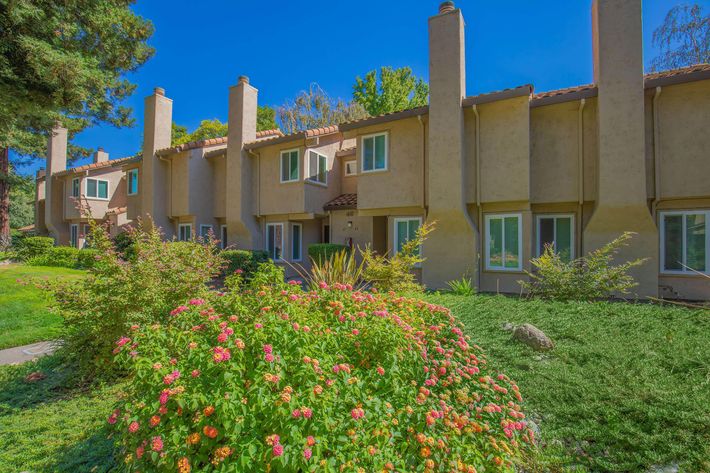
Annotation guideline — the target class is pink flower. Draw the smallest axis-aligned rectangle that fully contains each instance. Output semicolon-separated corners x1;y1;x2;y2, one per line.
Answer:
303;448;312;460
255;323;263;329
292;408;301;418
116;337;131;347
191;369;201;378
351;408;365;420
306;436;316;446
213;346;231;363
263;344;273;354
352;329;360;336
217;332;228;343
235;338;245;350
319;281;329;290
265;353;275;363
151;436;163;452
273;444;284;457
235;269;244;274
189;298;205;306
107;409;119;424
376;366;385;376
128;421;140;433
170;305;188;316
159;390;169;405
288;280;300;285
302;407;313;419
292;323;300;331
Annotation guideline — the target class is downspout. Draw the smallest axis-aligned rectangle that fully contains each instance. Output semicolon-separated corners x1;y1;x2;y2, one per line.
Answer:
471;105;482;289
417;115;427;216
577;98;586;252
652;86;662;216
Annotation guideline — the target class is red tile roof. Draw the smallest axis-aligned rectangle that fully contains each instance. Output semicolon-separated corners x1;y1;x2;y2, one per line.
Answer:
54;156;135;177
644;63;710;87
533;84;596;100
324;193;357;211
157;129;284;156
245;125;341;149
105;206;128;216
645;63;710;81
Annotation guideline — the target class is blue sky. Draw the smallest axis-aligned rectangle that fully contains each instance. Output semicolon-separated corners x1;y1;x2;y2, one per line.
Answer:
14;0;709;176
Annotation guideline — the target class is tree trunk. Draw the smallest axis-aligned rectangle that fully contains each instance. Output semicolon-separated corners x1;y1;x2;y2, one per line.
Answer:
0;147;10;249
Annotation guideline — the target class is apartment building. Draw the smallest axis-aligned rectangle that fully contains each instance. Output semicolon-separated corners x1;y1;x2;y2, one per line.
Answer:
35;0;710;300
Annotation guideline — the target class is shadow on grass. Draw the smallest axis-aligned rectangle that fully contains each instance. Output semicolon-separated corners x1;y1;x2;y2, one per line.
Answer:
49;426;117;473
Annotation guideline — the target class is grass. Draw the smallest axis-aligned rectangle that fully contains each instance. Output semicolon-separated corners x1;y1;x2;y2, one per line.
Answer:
425;293;710;472
0;264;84;349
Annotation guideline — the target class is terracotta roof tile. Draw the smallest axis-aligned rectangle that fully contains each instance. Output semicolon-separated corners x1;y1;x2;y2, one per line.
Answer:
645;63;710;81
324;193;357;211
54;156;135;177
256;129;284;138
335;147;356;157
533;84;596;100
156;137;228;156
339;106;428;131
462;84;533;107
644;63;710;87
245;125;341;149
105;206;128;216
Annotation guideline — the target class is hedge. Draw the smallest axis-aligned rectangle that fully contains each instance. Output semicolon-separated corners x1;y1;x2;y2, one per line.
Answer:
26;246;98;269
222;249;269;278
307;243;350;264
18;236;55;261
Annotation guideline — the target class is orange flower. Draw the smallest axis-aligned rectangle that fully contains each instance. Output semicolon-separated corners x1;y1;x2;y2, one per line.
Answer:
203;425;218;439
186;432;201;445
420;446;431;458
203;406;215;417
177;457;191;473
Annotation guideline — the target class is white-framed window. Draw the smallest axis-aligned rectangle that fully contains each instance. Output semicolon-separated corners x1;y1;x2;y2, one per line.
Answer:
70;224;79;248
361;132;388;172
394;217;422;258
71;178;80;198
199;224;213;239
127;169;139;195
291;223;302;261
660;210;709;275
280;149;300;183
220;225;228;250
178;224;192;242
344;160;357;177
85;178;109;200
307;150;327;185
536;214;574;261
485;213;523;272
266;223;284;261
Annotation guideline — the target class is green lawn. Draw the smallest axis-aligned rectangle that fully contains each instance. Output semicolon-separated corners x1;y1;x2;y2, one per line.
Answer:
0;264;84;349
426;294;710;472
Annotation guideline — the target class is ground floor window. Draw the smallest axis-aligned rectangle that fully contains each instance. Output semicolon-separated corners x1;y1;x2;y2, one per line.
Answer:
485;213;522;271
199;224;213;239
536;214;574;261
660;210;708;274
394;217;422;255
220;225;228;249
291;223;302;261
178;224;192;242
266;223;283;261
70;224;79;248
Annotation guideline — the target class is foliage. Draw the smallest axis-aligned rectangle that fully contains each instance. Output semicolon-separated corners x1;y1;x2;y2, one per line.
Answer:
446;277;475;296
221;249;269;279
650;3;709;71
172;106;279;147
27;246;98;269
303;249;364;289
277;83;368;134
257;105;279;132
520;232;646;301
361;221;434;294
353;66;429;116
113;231;137;261
109;263;531;472
307;243;350;264
17;236;54;260
8;172;34;229
38;218;224;379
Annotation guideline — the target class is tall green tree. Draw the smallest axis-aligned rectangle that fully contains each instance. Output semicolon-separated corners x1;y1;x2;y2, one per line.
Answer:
171;106;279;146
0;0;155;245
650;3;709;72
257;105;278;132
352;66;429;116
9;172;34;229
277;83;367;135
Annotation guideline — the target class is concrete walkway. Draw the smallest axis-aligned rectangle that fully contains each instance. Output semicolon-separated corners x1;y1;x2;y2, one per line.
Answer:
0;340;60;366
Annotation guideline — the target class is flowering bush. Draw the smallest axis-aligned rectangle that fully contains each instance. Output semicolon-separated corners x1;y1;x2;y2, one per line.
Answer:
111;263;532;471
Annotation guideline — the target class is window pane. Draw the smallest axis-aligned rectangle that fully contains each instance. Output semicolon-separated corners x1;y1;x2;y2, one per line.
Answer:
318;155;327;183
363;137;374;170
87;179;97;197
268;225;275;258
555;217;572;261
292;225;301;260
374;134;386;169
504;216;519;268
663;215;683;271
221;227;227;249
72;179;79;197
290;152;299;181
308;151;317;181
538;218;554;255
98;180;108;199
488;218;503;268
281;154;289;181
274;225;282;260
686;214;706;272
397;221;408;253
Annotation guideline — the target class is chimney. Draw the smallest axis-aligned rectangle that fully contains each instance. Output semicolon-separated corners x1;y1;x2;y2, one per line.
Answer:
141;87;173;230
46;125;68;175
583;0;658;296
423;2;477;289
45;124;68;240
93;147;109;164
226;75;259;249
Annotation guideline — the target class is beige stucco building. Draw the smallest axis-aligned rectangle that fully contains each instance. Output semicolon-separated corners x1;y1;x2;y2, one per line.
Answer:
35;0;710;300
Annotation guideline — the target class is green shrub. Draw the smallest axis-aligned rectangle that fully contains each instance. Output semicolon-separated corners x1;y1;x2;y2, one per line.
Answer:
76;249;99;269
307;243;350;264
0;251;10;261
520;232;647;301
222;249;269;278
38;219;224;379
18;236;54;260
26;246;98;270
446;276;475;296
109;263;531;472
304;248;363;289
112;231;137;261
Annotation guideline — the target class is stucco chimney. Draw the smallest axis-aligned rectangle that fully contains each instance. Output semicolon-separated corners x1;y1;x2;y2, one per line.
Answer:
423;2;477;289
226;75;259;249
584;0;658;296
141;87;173;231
44;125;68;241
93;147;109;164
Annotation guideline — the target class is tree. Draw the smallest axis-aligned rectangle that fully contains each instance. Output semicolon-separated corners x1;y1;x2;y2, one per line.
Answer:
9;172;34;229
257;105;278;132
650;3;709;72
353;66;429;116
171;106;279;146
0;0;155;245
277;84;368;135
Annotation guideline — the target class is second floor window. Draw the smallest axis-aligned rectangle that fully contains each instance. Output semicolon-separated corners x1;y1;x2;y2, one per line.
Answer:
281;149;299;183
86;178;109;200
362;132;387;172
127;169;138;195
307;151;327;185
71;178;80;197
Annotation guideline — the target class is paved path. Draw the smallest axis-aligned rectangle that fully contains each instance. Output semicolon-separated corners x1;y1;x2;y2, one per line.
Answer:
0;340;59;366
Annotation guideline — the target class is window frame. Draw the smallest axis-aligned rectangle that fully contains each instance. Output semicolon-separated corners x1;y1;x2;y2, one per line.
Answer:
265;223;284;262
291;223;303;262
178;223;192;242
484;213;523;272
306;150;328;186
344;160;357;177
70;224;79;248
393;217;423;266
220;225;228;250
535;214;575;260
127;168;139;196
85;177;110;200
280;148;300;183
659;209;710;275
71;178;80;198
199;224;213;239
361;132;388;173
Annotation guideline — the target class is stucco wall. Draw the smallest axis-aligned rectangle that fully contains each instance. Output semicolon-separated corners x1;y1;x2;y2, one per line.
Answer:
170;152;190;219
212;155;226;219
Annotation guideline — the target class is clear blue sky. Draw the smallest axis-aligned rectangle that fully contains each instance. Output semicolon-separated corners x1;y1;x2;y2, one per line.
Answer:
14;0;709;176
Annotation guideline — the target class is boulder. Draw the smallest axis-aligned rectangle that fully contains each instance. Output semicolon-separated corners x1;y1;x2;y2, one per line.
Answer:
512;323;554;351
